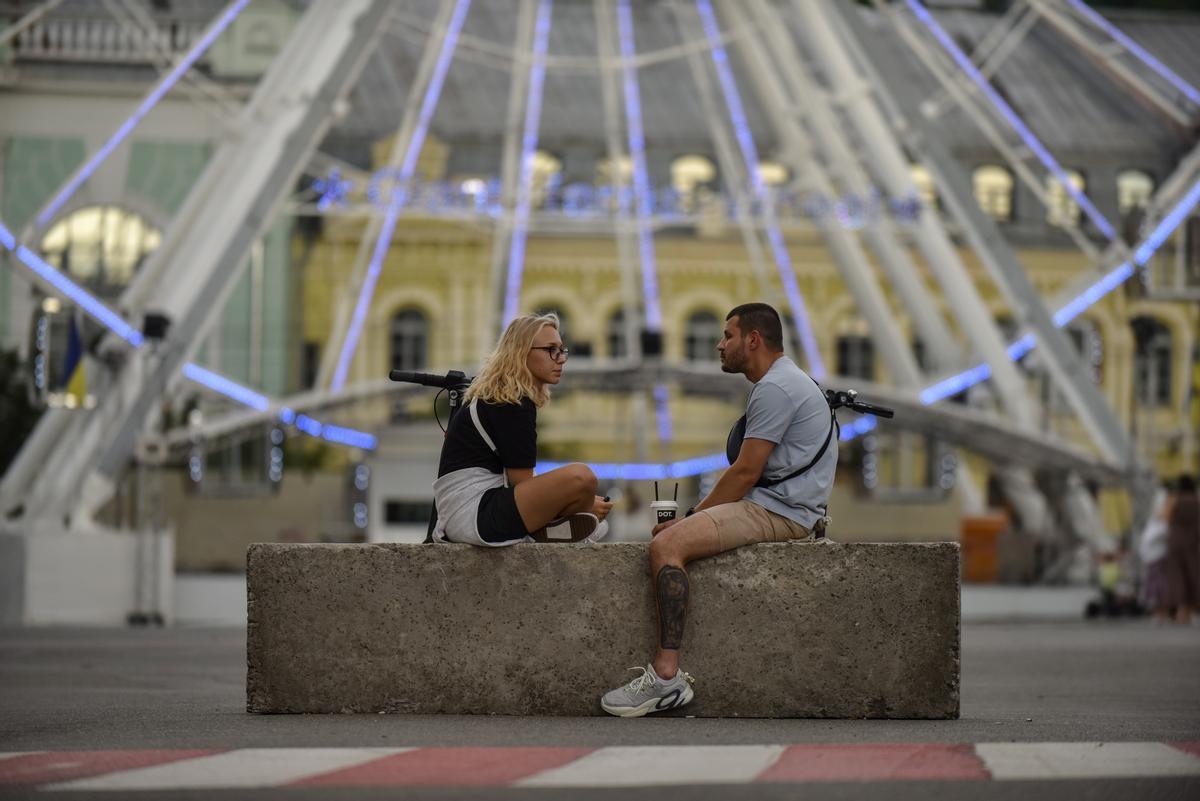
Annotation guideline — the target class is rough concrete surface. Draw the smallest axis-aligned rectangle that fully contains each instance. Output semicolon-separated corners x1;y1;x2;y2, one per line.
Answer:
246;541;959;718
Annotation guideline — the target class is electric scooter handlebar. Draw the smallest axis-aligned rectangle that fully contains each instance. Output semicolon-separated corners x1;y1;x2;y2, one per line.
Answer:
388;369;470;389
824;389;895;419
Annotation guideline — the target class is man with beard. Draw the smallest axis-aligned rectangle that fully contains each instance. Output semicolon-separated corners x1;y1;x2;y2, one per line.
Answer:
600;302;838;717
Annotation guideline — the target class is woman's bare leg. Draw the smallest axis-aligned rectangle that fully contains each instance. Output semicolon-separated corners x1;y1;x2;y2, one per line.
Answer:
513;463;598;532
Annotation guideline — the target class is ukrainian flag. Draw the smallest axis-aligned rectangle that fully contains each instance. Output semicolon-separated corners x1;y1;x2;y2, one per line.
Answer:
59;311;86;407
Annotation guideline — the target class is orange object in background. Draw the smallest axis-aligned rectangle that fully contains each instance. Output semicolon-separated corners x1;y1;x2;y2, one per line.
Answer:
960;514;1008;583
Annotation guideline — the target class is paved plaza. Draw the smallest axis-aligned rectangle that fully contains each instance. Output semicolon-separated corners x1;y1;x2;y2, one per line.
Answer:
1;620;1198;799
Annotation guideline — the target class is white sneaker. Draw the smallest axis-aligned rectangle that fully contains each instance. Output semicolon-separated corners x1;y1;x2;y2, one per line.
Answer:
582;519;610;543
530;512;599;543
600;664;695;718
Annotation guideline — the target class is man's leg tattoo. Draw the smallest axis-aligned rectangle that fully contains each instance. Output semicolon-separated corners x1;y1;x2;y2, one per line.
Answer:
656;565;690;650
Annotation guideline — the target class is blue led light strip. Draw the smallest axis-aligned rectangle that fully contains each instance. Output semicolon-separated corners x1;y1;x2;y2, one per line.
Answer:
2;215;377;450
501;0;553;327
0;220;16;251
181;364;269;411
1064;0;1200;107
695;0;826;380
540;452;730;482
616;0;663;331
183;367;378;450
35;0;251;230
905;0;1117;242
332;0;472;391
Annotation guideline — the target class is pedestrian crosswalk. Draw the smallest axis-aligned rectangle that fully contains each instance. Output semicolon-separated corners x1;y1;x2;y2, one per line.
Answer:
0;743;1196;790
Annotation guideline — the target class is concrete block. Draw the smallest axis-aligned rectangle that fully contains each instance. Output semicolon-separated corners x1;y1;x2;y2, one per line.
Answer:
0;524;174;626
247;541;959;718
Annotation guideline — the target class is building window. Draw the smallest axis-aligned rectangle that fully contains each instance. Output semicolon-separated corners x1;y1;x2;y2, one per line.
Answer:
685;310;720;362
534;305;567;343
529;149;562;208
836;335;875;380
909;164;938;212
390;308;429;372
1184;217;1200;287
1117;169;1154;217
671;154;715;212
973;164;1014;222
596;156;632;187
1067;319;1103;385
607;308;628;359
301;342;320;389
1046;169;1086;228
40;206;162;296
1131;316;1172;407
757;161;789;188
782;313;802;358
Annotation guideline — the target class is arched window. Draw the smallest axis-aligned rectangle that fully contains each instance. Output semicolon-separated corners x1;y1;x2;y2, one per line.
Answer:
534;305;567;343
781;313;804;358
685;309;721;362
40;205;162;295
1067;318;1103;385
390;308;429;373
1131;316;1172;406
1046;169;1086;227
836;335;875;380
973;164;1014;222
909;164;938;212
1117;169;1154;216
607;308;628;359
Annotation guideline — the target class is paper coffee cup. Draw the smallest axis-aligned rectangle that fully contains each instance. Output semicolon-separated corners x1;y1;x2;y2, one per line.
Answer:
650;499;679;524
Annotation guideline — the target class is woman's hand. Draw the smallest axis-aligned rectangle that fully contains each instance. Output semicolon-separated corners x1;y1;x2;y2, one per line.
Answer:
591;495;613;521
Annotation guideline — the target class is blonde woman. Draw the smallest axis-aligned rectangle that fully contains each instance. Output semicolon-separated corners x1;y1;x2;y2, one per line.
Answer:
432;312;612;545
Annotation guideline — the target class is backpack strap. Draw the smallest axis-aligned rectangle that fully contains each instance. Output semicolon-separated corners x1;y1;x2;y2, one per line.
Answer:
469;400;508;488
753;405;837;489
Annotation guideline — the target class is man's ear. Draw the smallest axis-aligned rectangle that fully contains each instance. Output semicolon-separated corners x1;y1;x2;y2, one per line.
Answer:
746;330;762;350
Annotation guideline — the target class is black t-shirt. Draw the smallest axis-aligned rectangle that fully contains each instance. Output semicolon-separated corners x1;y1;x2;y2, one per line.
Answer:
437;397;538;477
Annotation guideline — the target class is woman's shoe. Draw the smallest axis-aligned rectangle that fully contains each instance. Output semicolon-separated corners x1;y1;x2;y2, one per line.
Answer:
530;512;600;543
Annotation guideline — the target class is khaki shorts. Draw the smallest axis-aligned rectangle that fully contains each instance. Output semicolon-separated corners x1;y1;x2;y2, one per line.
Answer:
696;499;814;554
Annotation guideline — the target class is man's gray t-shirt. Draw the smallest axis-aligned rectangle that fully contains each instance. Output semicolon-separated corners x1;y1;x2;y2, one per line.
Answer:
742;356;837;529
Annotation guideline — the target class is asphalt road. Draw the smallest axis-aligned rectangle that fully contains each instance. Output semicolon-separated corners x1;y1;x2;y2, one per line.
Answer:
1;621;1198;800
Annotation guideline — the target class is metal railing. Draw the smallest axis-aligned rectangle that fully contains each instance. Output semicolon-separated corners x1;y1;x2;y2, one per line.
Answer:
7;14;208;64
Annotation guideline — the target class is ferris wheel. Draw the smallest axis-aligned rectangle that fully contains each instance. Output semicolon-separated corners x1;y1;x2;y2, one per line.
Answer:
2;0;1198;571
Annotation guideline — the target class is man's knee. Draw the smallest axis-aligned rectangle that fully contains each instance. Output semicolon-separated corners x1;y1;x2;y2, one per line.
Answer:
650;529;684;568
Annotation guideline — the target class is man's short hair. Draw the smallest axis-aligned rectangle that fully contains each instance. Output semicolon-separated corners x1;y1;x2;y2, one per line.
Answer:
726;302;784;352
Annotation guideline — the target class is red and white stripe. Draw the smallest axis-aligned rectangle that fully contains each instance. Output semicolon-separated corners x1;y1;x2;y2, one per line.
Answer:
0;743;1194;790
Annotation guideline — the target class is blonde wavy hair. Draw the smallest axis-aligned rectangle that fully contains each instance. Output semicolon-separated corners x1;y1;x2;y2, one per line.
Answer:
465;312;560;408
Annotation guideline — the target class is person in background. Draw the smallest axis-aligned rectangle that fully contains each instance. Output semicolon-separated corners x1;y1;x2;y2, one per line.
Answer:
1162;474;1199;624
1139;484;1171;623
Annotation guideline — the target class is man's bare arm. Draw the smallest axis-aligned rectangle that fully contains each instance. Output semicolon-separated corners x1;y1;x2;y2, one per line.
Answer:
692;437;774;513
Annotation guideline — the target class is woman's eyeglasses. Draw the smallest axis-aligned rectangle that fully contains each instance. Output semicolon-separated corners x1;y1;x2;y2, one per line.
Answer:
531;345;569;362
